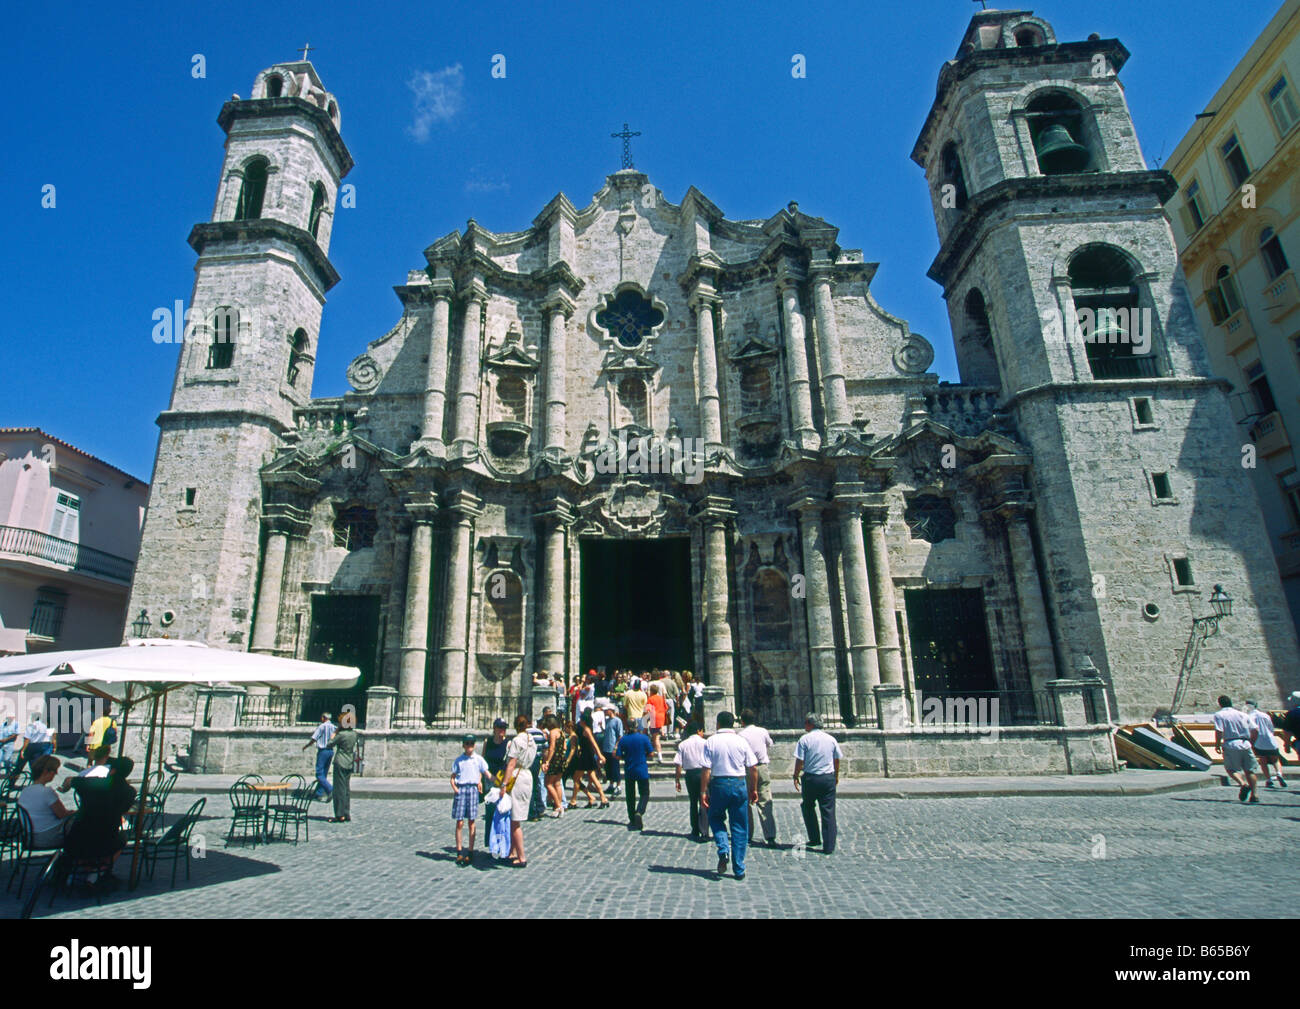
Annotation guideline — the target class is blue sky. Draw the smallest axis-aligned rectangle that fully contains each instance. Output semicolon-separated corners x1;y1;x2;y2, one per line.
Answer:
1;0;1281;482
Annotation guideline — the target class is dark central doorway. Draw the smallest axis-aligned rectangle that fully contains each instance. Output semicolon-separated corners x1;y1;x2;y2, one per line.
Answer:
903;588;997;700
580;538;694;675
302;594;381;722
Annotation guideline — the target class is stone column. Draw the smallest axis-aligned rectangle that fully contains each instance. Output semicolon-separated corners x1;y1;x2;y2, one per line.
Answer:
436;492;482;725
535;502;572;679
696;499;736;712
415;280;454;454
690;290;724;453
810;272;851;441
864;505;904;684
835;494;880;711
452;281;486;457
1001;502;1059;693
542;294;574;457
778;277;820;451
792;497;843;726
249;529;289;654
397;496;437;727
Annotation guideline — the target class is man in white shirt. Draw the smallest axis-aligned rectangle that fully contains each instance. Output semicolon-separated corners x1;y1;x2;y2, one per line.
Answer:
17;709;55;775
1213;695;1259;803
738;709;776;846
793;713;844;854
302;712;337;801
1244;700;1286;790
673;715;711;841
700;711;758;880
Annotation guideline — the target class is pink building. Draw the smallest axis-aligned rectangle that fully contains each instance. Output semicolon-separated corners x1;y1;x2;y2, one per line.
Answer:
0;428;148;655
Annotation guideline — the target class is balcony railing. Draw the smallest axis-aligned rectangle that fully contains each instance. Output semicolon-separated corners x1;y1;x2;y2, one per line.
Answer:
0;525;135;583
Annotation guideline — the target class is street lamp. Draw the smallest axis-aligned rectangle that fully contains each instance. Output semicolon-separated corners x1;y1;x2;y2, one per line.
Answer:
1168;585;1234;718
130;609;152;639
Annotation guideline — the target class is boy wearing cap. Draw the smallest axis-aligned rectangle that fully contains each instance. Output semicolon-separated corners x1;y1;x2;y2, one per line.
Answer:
451;735;490;866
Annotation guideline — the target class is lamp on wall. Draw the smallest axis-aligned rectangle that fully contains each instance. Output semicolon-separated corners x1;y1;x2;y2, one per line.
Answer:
1167;584;1234;719
130;609;153;639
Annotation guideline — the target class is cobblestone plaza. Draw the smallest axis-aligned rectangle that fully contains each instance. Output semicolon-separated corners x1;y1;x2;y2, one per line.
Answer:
8;785;1297;919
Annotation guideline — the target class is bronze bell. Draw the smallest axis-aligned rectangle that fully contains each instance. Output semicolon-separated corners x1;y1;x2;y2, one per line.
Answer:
1034;123;1091;174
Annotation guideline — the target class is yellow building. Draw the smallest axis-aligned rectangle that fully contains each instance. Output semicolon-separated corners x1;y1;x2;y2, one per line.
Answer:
1167;0;1300;633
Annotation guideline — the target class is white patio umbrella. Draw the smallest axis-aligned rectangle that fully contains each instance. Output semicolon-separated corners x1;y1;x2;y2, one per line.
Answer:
0;639;360;886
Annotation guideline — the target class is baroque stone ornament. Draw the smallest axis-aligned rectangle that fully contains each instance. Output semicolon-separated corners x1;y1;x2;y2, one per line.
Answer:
346;354;381;392
893;333;935;374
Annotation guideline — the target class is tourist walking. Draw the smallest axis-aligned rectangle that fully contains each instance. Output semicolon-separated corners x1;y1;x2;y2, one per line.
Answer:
738;709;776;846
16;707;55;776
700;711;758;880
624;677;648;731
451;734;490;866
85;701;118;759
502;715;538;867
646;683;667;761
542;715;567;816
616;719;654;830
1245;700;1287;789
793;713;843;853
1;711;22;775
571;710;609;808
1214;695;1260;803
302;711;336;800
329;705;358;822
526;718;548;821
673;715;711;841
1282;692;1300;755
599;700;623;796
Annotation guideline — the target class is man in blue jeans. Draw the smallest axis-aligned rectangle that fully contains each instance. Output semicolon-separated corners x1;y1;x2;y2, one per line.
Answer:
700;710;759;881
302;712;336;800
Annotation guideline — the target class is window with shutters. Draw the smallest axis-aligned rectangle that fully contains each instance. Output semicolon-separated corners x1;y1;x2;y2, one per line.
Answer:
1221;135;1250;188
1183;180;1207;232
30;588;67;639
1207;265;1244;325
1260;227;1290;281
49;492;80;543
1268;75;1299;135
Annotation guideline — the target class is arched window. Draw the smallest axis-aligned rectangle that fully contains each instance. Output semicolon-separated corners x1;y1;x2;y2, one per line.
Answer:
1027;93;1093;175
1068;246;1156;379
207;308;237;369
286;328;308;386
1013;25;1045;47
1261;227;1291;281
308;182;326;240
739;365;772;414
235;157;269;220
964;289;992;344
265;74;283;99
1207;264;1244;324
496;375;527;423
941;142;969;210
332;505;376;550
618;376;648;428
483;571;523;653
751;569;792;651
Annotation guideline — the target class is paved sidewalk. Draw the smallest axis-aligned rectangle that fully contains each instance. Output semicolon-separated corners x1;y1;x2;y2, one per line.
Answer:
165;768;1221;800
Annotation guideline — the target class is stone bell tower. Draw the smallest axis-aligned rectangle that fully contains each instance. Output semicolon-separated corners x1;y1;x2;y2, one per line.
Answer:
127;59;353;648
912;9;1300;719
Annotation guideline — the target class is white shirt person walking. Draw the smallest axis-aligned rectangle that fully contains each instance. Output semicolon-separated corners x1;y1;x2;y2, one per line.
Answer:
793;713;843;854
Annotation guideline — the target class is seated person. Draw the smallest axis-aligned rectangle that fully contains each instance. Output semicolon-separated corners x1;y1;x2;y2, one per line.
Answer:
18;755;75;848
58;744;112;795
64;757;137;867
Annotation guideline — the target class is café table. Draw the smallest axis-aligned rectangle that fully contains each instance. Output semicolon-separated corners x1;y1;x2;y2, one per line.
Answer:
248;781;293;843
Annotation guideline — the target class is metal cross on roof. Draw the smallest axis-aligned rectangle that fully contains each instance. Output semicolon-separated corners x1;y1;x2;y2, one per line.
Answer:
611;122;641;170
298;42;314;61
972;0;988;10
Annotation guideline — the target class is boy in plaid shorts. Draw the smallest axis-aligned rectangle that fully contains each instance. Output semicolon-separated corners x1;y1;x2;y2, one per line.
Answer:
451;734;490;866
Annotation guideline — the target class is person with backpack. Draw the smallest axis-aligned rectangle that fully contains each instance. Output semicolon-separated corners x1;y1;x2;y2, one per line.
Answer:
86;701;118;758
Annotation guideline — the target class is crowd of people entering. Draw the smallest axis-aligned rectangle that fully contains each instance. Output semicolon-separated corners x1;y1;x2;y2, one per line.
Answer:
449;668;844;881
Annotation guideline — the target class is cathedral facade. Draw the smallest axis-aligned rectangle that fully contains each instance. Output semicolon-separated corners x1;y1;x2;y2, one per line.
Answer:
127;9;1300;735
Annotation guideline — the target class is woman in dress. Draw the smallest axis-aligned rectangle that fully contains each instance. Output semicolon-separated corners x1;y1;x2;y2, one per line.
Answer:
569;709;609;809
542;715;567;817
560;717;591;807
501;715;537;868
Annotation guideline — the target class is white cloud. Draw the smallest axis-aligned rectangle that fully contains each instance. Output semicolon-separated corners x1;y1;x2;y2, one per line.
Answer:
464;170;509;194
406;64;464;142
